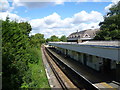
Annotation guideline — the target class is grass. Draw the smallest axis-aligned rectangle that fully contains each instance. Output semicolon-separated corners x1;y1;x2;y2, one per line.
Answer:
21;47;50;88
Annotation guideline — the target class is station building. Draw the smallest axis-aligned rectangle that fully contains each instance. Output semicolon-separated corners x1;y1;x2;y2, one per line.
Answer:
48;29;120;82
67;29;100;43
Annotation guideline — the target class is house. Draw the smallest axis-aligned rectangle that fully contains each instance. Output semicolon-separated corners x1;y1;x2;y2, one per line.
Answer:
67;29;100;43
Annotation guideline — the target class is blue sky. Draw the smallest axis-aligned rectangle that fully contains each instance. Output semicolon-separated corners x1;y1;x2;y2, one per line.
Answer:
11;2;111;19
1;0;119;38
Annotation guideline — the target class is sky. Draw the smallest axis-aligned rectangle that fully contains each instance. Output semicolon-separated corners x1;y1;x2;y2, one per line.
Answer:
0;0;120;38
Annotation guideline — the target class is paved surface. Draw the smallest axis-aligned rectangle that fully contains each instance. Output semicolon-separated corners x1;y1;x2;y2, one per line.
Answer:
94;82;120;89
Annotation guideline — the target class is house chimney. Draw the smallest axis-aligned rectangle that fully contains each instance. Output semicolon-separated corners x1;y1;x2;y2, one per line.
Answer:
77;30;78;32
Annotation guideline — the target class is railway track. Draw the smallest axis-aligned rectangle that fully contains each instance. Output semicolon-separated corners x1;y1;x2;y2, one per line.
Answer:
44;46;99;90
42;45;77;89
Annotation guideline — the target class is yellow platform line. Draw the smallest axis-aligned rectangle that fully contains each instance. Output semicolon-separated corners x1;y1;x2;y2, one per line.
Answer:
100;82;113;88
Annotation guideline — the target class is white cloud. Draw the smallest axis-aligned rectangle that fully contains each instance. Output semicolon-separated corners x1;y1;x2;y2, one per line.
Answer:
0;0;105;38
73;11;103;24
105;0;120;12
0;12;27;22
4;0;116;13
12;0;66;9
29;11;103;38
13;1;52;8
44;12;61;25
30;19;46;29
105;3;113;11
54;0;65;4
0;11;103;38
77;0;112;2
111;0;120;4
0;0;10;12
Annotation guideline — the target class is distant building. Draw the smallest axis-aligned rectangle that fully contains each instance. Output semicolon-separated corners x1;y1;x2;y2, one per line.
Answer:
67;29;100;43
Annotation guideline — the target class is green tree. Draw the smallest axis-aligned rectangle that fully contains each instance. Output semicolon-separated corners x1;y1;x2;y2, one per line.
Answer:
60;35;67;42
30;33;45;47
94;1;120;40
19;22;32;35
46;38;51;43
2;17;49;89
46;35;60;42
2;18;30;89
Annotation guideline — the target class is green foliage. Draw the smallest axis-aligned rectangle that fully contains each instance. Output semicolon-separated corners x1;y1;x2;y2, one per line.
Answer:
60;35;67;42
94;1;120;40
46;35;67;42
50;35;60;41
46;35;60;42
30;33;45;47
2;17;49;89
2;18;31;89
19;22;32;36
21;48;49;88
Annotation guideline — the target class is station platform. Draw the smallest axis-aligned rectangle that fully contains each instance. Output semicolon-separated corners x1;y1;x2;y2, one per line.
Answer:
47;47;120;89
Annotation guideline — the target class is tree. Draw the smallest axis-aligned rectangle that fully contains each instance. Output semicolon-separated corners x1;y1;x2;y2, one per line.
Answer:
46;38;51;43
94;1;120;40
30;33;45;47
46;35;60;42
2;18;30;89
2;17;47;89
19;22;32;36
60;35;67;42
50;35;60;41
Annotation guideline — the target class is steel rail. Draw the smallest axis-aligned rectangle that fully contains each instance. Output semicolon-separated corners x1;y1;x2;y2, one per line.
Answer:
42;46;68;90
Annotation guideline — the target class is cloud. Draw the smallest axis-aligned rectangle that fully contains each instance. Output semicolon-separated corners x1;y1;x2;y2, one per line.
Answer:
29;11;103;38
105;0;120;12
111;0;120;4
0;0;10;12
4;0;115;13
0;0;104;38
12;0;67;9
0;11;103;39
13;1;52;8
105;3;113;11
77;0;112;2
54;0;69;5
73;11;103;24
0;12;27;22
44;12;61;25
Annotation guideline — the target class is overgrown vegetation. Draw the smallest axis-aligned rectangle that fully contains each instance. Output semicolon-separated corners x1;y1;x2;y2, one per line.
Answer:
21;48;49;88
94;1;120;40
2;17;49;89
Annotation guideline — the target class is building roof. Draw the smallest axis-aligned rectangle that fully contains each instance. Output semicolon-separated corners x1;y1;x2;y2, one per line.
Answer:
48;41;120;61
68;29;100;40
